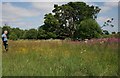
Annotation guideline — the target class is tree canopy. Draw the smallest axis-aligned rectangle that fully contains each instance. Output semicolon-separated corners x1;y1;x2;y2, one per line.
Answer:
42;2;101;39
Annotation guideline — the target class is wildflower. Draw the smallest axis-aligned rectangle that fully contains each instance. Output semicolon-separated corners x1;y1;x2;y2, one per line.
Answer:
100;41;104;44
84;41;87;43
84;39;88;43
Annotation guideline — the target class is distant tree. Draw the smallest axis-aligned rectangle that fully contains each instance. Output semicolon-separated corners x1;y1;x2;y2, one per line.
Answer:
112;32;116;34
117;32;120;34
9;32;18;40
46;32;57;39
25;29;38;39
22;30;28;39
2;26;12;38
2;26;11;34
11;28;24;39
19;30;25;39
37;28;47;39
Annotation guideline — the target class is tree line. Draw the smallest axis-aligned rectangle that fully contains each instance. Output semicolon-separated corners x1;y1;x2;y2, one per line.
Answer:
1;2;118;40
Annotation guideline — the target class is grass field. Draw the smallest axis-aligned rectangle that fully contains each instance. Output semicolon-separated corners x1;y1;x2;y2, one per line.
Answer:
2;38;118;76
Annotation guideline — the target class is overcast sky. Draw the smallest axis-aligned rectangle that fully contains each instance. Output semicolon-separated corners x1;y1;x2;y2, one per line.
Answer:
1;0;119;33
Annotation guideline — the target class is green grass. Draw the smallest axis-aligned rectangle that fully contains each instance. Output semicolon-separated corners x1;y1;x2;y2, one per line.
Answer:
2;40;118;76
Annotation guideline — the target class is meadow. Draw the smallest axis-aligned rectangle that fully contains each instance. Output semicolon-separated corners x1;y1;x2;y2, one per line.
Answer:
2;38;118;76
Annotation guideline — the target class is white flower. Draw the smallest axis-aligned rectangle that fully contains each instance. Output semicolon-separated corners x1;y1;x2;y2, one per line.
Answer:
84;41;87;43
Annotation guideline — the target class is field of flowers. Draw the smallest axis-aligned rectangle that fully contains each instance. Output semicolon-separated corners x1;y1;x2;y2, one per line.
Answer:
2;38;119;76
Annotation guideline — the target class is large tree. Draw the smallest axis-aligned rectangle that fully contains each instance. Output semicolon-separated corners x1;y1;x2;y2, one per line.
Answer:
42;2;101;39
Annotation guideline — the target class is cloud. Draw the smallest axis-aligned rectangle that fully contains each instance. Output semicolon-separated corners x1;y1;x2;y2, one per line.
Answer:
97;16;118;32
97;16;117;24
2;2;65;23
31;2;55;13
31;2;66;13
2;2;67;29
2;2;41;26
2;3;40;18
87;2;98;6
100;2;118;13
104;2;118;7
97;17;107;22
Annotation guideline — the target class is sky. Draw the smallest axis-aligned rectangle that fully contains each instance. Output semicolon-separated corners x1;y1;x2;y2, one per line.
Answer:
0;0;119;33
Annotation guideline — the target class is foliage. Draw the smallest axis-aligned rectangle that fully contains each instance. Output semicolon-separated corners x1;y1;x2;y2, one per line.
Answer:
50;2;101;39
46;32;57;39
74;19;102;40
37;28;47;39
11;28;24;39
2;26;11;38
24;29;38;39
9;32;18;40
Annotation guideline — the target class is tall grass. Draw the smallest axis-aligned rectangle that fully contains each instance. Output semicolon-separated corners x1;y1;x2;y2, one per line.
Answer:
0;40;2;77
2;39;118;76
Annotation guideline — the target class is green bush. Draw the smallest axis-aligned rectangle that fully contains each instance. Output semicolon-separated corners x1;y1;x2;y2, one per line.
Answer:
9;32;18;40
37;29;47;39
24;29;38;39
46;32;57;39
